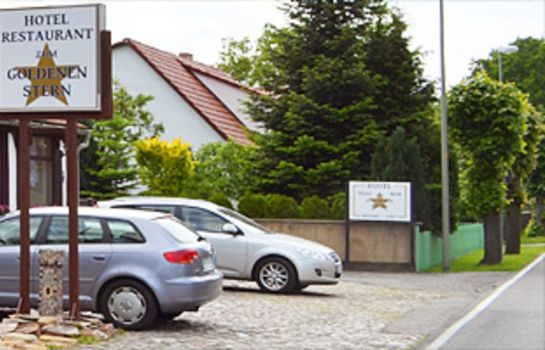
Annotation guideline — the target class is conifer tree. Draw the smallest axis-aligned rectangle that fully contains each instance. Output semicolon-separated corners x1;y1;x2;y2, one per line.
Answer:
235;0;435;199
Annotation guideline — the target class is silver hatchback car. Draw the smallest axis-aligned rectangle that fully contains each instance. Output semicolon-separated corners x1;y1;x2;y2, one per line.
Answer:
100;197;343;293
0;207;222;330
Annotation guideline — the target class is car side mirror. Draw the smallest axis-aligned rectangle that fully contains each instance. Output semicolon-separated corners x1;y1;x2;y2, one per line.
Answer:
222;223;240;235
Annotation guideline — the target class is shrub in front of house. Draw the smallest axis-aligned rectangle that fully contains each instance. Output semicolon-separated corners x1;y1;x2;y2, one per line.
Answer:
299;196;330;219
526;219;545;237
208;192;233;209
238;192;350;220
327;192;346;220
238;193;269;218
265;194;299;219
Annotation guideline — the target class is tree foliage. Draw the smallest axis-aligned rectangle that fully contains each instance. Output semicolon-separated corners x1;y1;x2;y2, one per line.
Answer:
474;37;545;110
370;127;430;228
221;0;435;200
81;83;163;199
219;25;281;88
135;137;195;196
183;141;257;201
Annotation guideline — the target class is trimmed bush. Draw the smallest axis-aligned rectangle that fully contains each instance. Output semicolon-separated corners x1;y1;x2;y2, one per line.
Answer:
526;219;545;237
299;196;329;219
266;194;299;218
328;192;346;220
238;193;268;218
208;192;233;209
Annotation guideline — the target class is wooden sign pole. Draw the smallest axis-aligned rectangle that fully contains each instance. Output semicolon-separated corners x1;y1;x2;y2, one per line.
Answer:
4;29;111;318
66;119;80;318
18;119;31;314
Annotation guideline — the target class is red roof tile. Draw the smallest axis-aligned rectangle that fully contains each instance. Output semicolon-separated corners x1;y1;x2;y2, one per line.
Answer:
115;39;251;145
177;56;263;95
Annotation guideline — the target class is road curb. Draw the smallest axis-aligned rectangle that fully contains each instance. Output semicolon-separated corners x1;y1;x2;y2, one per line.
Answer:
423;253;545;350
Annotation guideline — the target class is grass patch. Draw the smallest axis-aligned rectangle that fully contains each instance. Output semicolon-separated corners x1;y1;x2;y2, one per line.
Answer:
77;335;102;345
521;235;545;244
427;245;545;272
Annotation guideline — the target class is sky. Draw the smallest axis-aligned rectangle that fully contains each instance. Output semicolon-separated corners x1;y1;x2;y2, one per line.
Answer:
1;0;543;88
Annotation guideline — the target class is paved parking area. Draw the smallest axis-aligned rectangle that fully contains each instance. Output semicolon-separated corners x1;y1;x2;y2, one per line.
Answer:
80;271;511;350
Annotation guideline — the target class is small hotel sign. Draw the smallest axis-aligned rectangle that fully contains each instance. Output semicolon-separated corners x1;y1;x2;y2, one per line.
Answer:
349;181;411;222
0;5;105;112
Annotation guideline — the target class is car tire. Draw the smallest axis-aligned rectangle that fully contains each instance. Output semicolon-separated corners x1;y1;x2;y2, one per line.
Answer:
99;279;158;330
297;284;310;291
255;256;298;293
159;312;183;321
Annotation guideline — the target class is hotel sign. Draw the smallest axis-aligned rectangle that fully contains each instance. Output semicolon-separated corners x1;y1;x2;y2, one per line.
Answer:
0;4;105;112
349;181;411;222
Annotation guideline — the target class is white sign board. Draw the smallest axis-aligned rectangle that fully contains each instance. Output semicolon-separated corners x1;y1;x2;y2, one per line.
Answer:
0;5;105;112
349;181;411;222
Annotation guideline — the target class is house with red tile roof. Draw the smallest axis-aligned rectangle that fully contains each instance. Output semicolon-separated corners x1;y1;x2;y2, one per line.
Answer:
112;38;260;150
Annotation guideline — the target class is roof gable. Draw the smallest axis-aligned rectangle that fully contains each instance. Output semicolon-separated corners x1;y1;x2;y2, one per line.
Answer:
114;39;251;145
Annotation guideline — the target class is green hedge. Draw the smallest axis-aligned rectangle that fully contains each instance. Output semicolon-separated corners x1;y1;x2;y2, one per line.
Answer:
238;192;346;220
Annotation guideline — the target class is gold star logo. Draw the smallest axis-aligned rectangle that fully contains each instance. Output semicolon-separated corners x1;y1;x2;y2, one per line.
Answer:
14;43;79;106
369;193;390;209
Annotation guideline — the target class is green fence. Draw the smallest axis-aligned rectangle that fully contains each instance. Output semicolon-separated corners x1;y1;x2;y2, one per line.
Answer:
415;223;484;271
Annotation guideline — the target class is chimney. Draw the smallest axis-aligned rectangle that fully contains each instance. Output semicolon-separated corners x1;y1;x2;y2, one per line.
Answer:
179;52;193;61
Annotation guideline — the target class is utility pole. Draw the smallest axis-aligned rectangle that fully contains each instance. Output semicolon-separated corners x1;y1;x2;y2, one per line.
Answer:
439;0;450;272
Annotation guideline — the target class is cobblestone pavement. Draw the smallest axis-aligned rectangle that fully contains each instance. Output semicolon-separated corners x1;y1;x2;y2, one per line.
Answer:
79;271;511;350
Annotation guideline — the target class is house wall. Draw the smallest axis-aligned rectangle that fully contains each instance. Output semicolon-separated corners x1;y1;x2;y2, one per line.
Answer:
113;47;224;150
194;73;262;133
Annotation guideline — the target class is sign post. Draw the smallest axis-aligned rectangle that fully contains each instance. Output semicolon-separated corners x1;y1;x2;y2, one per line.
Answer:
0;5;111;317
346;181;413;267
348;181;412;222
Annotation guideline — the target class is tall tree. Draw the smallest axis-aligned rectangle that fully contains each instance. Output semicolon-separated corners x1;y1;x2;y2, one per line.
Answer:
81;83;163;199
223;0;435;199
473;38;544;253
449;72;527;265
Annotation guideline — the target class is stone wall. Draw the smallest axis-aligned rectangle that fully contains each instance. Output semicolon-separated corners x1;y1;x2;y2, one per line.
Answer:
39;250;64;316
256;219;414;271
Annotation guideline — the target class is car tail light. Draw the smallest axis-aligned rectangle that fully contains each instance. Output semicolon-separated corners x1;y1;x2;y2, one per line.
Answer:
163;249;199;264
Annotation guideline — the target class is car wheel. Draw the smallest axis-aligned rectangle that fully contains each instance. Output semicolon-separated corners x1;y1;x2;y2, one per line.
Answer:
99;279;158;330
255;257;298;293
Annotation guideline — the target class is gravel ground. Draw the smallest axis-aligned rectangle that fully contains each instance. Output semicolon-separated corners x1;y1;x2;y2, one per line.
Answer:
79;270;511;350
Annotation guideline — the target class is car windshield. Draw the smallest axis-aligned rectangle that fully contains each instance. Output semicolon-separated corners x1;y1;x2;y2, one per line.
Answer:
155;217;201;243
218;208;272;234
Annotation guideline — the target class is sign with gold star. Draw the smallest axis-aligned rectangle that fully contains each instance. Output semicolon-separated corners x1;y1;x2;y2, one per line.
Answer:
0;5;105;112
349;181;411;222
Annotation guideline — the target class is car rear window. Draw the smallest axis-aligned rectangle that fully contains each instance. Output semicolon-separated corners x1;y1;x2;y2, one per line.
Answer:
155;217;200;243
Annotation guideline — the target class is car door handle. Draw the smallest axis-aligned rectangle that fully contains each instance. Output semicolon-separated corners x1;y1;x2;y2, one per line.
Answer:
92;255;106;261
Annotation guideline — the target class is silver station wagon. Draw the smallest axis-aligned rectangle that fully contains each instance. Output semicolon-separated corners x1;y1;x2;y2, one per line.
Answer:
100;197;343;293
0;207;222;330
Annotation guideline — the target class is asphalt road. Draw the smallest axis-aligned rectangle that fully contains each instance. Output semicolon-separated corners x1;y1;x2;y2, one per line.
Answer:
437;255;545;350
